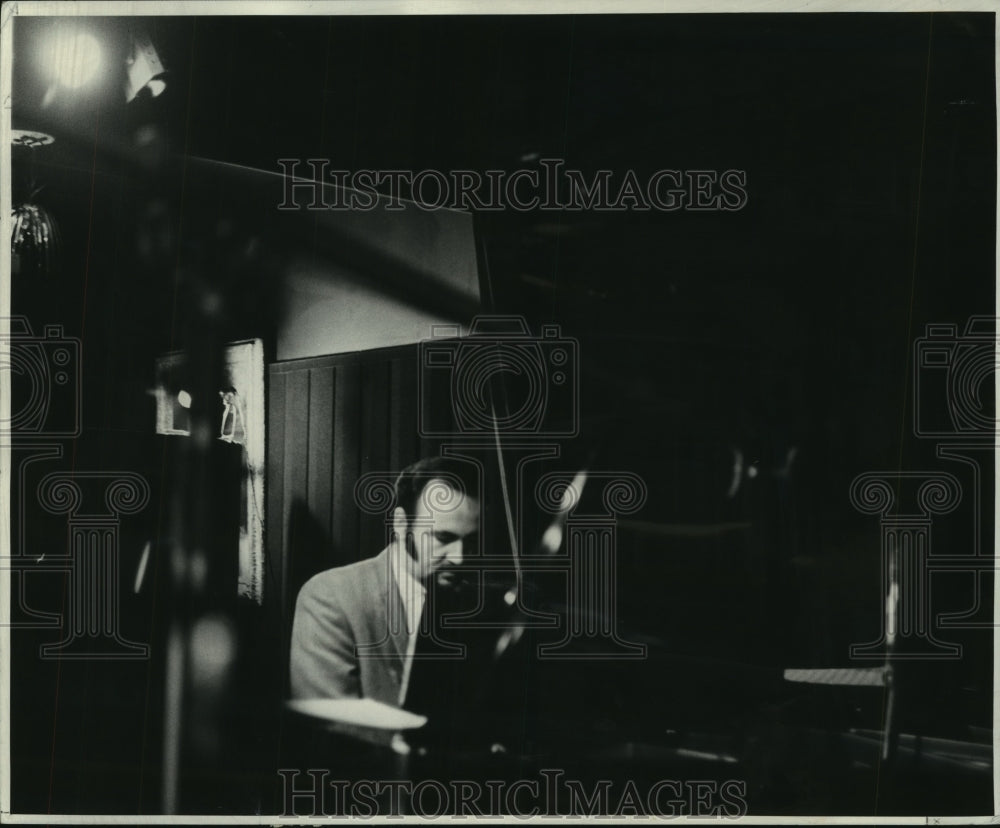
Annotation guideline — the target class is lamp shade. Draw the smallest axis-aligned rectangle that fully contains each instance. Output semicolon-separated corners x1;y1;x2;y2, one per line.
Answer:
126;32;167;103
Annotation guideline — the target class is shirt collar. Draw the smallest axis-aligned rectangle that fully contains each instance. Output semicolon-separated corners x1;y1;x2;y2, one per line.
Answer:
390;543;426;629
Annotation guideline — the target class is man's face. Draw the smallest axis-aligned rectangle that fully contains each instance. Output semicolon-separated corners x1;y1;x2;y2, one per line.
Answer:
394;479;480;584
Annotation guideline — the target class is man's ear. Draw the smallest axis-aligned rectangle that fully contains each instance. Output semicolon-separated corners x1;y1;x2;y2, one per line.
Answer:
392;506;407;540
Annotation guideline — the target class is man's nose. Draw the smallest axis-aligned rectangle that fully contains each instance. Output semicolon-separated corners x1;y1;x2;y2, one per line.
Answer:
445;542;464;567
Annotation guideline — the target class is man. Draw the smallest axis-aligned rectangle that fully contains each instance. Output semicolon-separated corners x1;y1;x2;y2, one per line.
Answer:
289;456;481;708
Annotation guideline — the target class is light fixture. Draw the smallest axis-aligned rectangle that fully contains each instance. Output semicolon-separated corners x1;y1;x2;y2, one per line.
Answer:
11;130;59;277
40;24;103;91
125;30;167;103
11;204;60;276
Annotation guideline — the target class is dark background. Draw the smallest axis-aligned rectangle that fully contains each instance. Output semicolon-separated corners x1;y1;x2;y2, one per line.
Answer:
8;11;996;816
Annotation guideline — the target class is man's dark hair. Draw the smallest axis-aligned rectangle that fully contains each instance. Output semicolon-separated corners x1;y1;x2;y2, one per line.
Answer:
393;456;481;519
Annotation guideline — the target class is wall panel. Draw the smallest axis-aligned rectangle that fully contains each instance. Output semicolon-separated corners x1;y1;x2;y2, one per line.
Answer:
267;345;423;626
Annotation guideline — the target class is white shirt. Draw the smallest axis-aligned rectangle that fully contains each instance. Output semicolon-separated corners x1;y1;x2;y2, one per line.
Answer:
390;544;426;706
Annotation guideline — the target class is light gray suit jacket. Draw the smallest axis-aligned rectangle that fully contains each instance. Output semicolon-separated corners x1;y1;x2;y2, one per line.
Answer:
289;549;410;706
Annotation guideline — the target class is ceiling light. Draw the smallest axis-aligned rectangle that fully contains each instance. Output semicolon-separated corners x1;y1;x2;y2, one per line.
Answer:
42;26;103;90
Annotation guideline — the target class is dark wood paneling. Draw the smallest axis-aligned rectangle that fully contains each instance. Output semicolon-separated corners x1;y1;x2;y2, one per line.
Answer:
332;363;360;566
282;371;311;612
266;371;287;608
307;365;335;536
360;362;390;557
391;355;421;471
389;358;406;472
268;344;425;625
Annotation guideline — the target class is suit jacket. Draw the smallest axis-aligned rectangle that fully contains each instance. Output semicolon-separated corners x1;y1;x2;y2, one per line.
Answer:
289;549;410;706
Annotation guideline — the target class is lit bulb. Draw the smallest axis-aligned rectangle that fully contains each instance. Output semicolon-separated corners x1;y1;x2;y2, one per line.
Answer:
43;28;102;89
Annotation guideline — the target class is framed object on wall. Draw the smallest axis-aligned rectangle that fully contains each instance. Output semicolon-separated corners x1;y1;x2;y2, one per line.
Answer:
154;339;265;603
